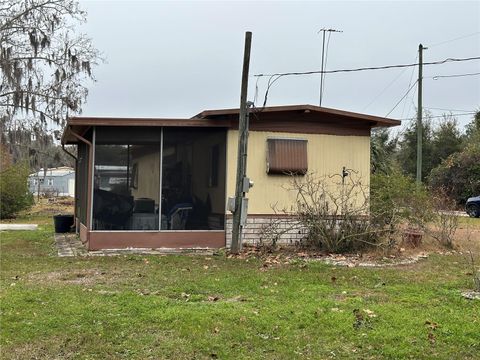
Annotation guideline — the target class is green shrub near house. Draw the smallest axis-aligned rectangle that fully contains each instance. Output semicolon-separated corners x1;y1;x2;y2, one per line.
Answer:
371;170;432;228
0;162;33;219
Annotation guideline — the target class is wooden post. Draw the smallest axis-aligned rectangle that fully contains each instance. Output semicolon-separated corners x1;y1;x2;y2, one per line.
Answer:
416;44;424;185
231;31;252;254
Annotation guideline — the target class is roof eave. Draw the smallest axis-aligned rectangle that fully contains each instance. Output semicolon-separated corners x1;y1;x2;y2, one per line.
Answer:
194;104;401;127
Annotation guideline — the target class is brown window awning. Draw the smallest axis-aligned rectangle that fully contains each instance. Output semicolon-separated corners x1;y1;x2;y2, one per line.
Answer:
267;138;308;175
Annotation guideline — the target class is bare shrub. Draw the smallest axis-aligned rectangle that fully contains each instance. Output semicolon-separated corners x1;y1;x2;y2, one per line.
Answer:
426;190;459;248
259;171;440;253
293;173;379;253
261;172;394;253
258;215;304;249
467;251;480;292
258;219;291;249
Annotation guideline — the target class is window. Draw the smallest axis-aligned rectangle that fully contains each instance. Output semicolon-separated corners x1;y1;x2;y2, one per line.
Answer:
266;138;307;175
47;179;54;186
93;143;161;231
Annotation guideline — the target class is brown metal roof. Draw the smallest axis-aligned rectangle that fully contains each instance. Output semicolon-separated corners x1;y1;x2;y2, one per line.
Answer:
62;105;400;144
62;117;229;144
193;104;401;127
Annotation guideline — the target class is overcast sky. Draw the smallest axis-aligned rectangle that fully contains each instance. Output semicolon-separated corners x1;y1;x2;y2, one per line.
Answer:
79;0;480;130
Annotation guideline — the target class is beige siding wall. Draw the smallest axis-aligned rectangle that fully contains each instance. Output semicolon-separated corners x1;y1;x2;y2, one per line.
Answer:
131;151;160;205
226;130;370;214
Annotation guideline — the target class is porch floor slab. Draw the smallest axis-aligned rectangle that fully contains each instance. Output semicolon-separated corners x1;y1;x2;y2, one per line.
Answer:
54;233;216;257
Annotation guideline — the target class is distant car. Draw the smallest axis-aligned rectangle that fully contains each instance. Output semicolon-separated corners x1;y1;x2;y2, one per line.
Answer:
466;196;480;218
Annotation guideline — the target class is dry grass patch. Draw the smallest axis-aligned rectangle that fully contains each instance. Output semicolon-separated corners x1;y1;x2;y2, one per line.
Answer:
26;268;112;286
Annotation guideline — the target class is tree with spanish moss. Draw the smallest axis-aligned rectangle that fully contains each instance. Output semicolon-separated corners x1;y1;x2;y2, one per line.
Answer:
0;0;100;128
1;0;99;216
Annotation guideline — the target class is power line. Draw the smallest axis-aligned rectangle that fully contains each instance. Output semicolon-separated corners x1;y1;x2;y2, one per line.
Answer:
255;55;480;112
401;53;418;119
401;112;477;121
428;31;480;48
362;66;410;111
404;90;417;123
430;72;480;80
424;106;474;112
385;80;418;117
261;74;283;108
254;56;480;78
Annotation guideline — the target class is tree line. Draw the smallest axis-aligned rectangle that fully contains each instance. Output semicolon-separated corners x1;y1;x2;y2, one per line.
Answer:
371;110;480;204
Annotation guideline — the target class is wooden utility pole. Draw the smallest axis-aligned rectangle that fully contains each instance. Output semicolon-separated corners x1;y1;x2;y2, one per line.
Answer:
231;31;252;254
416;44;424;184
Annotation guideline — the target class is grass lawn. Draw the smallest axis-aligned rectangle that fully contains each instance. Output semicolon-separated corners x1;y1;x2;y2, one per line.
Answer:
1;215;479;359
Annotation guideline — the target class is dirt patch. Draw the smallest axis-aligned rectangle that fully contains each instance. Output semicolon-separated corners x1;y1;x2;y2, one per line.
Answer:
228;245;434;268
454;227;480;253
320;253;429;267
27;269;114;286
230;233;480;269
3;334;87;360
23;197;74;217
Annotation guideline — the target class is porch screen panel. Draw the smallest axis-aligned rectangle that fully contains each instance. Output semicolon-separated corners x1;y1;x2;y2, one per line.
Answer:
267;138;308;175
76;142;89;225
93;128;161;231
161;128;226;230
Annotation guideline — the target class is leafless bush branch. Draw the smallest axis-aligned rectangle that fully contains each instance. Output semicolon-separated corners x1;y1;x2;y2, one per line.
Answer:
260;171;400;253
424;189;459;248
467;250;480;292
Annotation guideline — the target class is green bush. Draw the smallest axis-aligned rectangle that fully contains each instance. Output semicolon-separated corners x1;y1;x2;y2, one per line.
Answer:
371;171;432;230
0;162;33;219
429;143;480;204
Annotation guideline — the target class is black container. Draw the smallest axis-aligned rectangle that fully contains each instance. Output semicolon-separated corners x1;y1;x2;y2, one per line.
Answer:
53;214;74;233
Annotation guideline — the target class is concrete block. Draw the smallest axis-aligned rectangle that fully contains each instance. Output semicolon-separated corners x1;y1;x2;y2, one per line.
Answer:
0;224;38;231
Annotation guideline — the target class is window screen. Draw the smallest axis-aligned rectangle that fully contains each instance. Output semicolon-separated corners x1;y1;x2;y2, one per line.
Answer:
267;138;307;175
